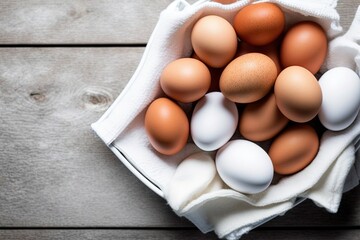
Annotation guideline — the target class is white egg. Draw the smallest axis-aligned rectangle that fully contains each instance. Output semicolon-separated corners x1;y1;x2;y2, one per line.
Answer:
216;139;274;194
191;92;238;151
318;67;360;131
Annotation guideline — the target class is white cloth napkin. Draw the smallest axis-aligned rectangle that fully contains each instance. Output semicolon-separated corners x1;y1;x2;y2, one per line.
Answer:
91;0;360;239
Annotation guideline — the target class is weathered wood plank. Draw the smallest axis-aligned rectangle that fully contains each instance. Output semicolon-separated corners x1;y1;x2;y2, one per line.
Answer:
0;48;359;229
0;0;356;44
0;47;187;227
0;0;172;44
0;229;359;240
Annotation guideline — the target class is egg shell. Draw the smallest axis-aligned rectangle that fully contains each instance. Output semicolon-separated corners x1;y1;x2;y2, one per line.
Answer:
145;98;189;155
268;124;319;175
216;139;274;194
239;93;289;141
191;92;238;151
220;53;278;103
318;67;360;131
236;40;282;74
274;66;322;123
233;2;285;46
191;15;238;68
160;58;211;103
280;21;328;74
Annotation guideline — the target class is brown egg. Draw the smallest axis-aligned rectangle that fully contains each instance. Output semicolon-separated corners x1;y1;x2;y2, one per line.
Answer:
144;98;189;155
160;58;211;103
191;15;238;68
236;41;282;74
233;3;285;46
274;66;322;123
268;124;319;175
239;93;289;141
280;21;328;74
220;53;278;103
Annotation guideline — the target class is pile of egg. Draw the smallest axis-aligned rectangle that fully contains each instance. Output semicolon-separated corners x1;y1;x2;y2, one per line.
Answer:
144;2;360;194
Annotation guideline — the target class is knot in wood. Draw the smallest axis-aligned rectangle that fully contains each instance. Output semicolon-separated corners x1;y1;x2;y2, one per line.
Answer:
29;92;46;102
81;88;113;111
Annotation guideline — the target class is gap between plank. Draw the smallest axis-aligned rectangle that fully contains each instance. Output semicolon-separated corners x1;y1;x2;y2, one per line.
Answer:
0;226;359;230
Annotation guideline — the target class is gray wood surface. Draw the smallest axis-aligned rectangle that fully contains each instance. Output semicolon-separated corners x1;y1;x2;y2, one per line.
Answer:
0;0;359;239
0;0;173;44
0;48;186;227
0;0;356;44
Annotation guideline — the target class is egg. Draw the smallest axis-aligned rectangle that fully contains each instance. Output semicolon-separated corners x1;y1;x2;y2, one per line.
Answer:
216;139;274;194
191;92;238;151
144;98;189;155
318;67;360;131
239;93;289;141
191;15;238;68
233;3;285;46
236;40;282;74
274;66;322;123
268;124;319;175
280;21;328;74
220;53;278;103
160;58;211;103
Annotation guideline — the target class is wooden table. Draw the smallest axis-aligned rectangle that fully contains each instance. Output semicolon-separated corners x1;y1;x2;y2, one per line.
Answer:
0;1;359;239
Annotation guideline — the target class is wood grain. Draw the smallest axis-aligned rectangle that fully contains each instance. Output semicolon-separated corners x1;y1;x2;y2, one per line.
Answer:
0;0;172;44
0;0;357;44
0;48;185;227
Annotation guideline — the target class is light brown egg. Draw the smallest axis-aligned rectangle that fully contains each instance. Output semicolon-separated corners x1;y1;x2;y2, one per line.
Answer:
191;15;238;68
280;21;328;74
233;3;285;46
268;124;319;175
144;98;189;155
160;58;211;103
220;53;277;103
236;40;282;75
239;93;289;141
274;66;322;123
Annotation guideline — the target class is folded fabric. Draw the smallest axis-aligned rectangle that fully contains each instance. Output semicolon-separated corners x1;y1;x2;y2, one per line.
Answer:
91;0;360;239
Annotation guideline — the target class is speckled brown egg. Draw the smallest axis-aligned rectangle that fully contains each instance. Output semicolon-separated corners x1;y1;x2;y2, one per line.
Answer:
233;3;285;46
280;21;328;74
220;53;278;103
268;124;319;175
239;93;289;141
144;98;189;155
236;40;282;74
160;58;211;103
191;15;238;68
274;66;322;123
